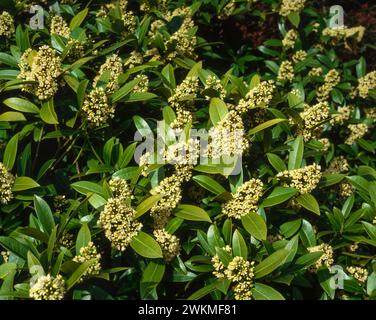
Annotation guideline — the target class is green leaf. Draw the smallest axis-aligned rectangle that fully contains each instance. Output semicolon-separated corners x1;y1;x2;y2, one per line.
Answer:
0;236;29;260
40;98;59;124
70;8;89;30
66;259;97;290
0;111;26;122
254;249;289;279
296;193;320;215
288;12;300;28
187;282;218;300
280;219;302;238
362;221;376;241
232;230;248;259
209;98;228;125
262;187;298;207
135;194;163;218
111;77;143;103
130;232;163;259
118;142;137;168
76;224;91;255
252;283;285;300
320;173;345;187
133;115;153;137
288;135;304;170
0;263;17;279
3;134;18;170
248;119;287;135
267;153;287;172
192;175;227;195
140;261;165;299
175;204;212;223
71;181;105;197
34;195;55;235
123;92;158;103
3;98;39;114
241;212;267;240
11;176;40;191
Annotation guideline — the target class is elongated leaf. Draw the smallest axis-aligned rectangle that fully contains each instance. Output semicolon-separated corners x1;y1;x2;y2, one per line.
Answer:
3;134;18;170
192;175;227;195
175;204;211;223
3;98;39;114
288;135;304;170
262;187;298;207
254;249;289;279
130;232;163;259
34;195;55;235
252;283;285;300
232;230;248;259
296;193;320;215
249;119;286;135
136;194;162;218
76;224;91;255
11;176;40;192
209;98;228;125
241;212;267;240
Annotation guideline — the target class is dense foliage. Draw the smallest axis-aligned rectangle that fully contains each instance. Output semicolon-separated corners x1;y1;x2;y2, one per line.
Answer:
0;0;375;300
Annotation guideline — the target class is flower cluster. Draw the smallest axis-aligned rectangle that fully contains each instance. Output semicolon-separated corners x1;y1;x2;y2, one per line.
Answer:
278;60;294;82
308;67;323;77
169;76;200;129
98;197;142;251
279;0;306;17
109;177;133;202
133;74;149;93
237;80;276;113
345;123;368;145
124;50;143;68
292;50;307;63
327;156;350;174
29;274;66;300
222;179;264;219
50;15;70;38
153;229;181;262
206;110;249;159
204;75;226;100
282;29;298;49
72;242;101;281
225;257;255;300
0;162;15;205
82;87;115;127
317;69;340;102
299;101;329;141
277;164;322;194
18;46;62;100
322;26;365;49
93;54;124;94
330;105;352;125
308;244;334;271
347;266;368;283
357;71;376;99
0;11;15;38
212;245;232;278
339;182;354;197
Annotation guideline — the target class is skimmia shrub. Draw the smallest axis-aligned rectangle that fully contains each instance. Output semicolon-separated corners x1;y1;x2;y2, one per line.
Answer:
0;0;375;301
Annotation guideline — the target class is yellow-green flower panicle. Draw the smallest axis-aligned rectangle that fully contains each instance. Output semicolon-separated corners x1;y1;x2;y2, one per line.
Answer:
347;266;368;283
29;274;66;300
317;69;340;102
357;71;376;99
345;123;368;145
282;29;298;49
93;54;123;94
278;60;294;82
299;101;329;141
82;87;115;127
0;11;15;38
18;46;62;100
72;242;101;281
222;179;263;219
153;229;180;262
109;177;133;202
277;164;322;194
307;244;334;271
0;162;15;205
279;0;306;17
98;197;142;251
